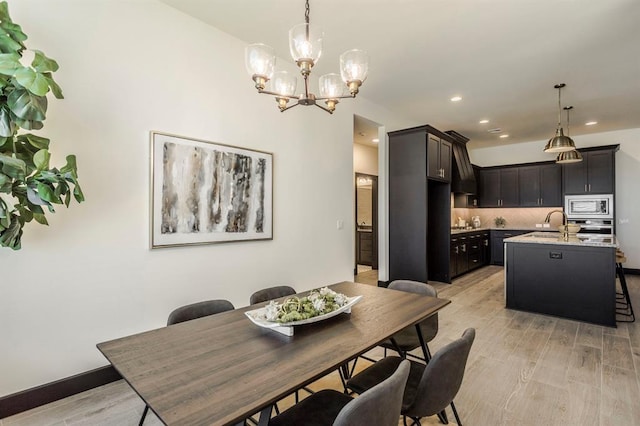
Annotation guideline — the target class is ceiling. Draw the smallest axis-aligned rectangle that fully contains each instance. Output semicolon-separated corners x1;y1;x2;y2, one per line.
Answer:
160;0;640;150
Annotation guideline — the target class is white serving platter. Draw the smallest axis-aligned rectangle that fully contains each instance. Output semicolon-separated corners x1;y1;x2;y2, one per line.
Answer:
245;295;363;336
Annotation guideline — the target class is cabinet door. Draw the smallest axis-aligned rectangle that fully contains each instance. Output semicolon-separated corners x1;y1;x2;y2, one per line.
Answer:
479;169;500;207
518;166;541;207
481;233;490;265
491;236;504;265
450;238;458;278
457;236;469;274
586;150;614;193
500;168;519;207
563;160;587;194
539;163;562;206
439;139;452;182
427;135;441;180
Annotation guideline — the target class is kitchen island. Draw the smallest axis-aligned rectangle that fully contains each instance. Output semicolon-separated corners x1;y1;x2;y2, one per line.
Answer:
504;232;618;326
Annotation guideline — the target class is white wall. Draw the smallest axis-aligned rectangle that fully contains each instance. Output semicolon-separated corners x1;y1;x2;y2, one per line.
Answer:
469;128;640;268
0;0;411;396
353;143;379;176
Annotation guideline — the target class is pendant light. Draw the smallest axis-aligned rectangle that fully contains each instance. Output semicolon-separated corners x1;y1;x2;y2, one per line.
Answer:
544;84;577;152
556;106;583;163
245;0;369;114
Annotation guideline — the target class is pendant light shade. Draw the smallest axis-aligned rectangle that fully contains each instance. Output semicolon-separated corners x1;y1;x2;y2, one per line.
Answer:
555;105;583;164
556;149;583;164
544;84;576;153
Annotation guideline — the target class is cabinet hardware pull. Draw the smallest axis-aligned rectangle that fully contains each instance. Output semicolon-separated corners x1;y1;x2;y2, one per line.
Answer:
462;244;467;252
588;184;591;192
455;246;459;254
585;184;588;192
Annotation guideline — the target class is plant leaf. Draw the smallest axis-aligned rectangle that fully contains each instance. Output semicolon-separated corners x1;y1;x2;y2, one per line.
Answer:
0;152;26;179
7;86;47;120
0;52;20;75
0;171;10;192
17;133;49;150
42;73;63;99
14;67;49;96
32;212;48;225
36;182;60;203
26;186;50;205
0;33;23;54
0;213;22;250
0;106;15;137
32;50;59;73
33;148;50;170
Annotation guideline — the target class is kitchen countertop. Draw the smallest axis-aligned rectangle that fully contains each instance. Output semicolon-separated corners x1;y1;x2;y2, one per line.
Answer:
450;227;554;235
504;231;618;248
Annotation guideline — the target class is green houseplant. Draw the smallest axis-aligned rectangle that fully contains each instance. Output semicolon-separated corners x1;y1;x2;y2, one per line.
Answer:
0;1;83;250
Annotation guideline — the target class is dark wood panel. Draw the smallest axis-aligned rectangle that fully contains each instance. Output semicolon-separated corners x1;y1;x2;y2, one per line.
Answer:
97;282;450;426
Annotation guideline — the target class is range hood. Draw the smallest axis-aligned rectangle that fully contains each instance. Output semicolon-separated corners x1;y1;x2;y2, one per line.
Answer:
445;130;477;194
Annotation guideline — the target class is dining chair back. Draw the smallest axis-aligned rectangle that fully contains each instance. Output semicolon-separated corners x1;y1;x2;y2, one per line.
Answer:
167;299;235;325
347;328;476;426
269;360;410;426
382;280;439;360
249;285;296;305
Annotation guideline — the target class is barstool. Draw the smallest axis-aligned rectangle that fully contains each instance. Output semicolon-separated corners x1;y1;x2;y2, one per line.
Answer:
616;249;635;323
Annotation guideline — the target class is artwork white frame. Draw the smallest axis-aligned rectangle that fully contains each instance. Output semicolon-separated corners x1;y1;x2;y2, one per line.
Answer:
150;131;273;248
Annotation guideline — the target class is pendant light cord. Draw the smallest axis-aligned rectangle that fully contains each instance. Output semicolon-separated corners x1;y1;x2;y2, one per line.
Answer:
557;86;562;127
305;0;310;24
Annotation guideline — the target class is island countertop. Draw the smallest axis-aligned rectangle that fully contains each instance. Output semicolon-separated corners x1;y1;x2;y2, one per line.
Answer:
504;231;618;248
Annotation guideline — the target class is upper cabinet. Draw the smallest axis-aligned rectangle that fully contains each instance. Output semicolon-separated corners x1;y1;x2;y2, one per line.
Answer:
427;134;452;182
563;147;617;195
479;168;518;207
519;163;562;207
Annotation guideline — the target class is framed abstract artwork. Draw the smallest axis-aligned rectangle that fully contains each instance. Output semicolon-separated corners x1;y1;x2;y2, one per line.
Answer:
150;132;273;248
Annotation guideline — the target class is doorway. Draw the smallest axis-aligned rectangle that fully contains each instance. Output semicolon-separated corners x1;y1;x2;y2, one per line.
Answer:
355;173;378;275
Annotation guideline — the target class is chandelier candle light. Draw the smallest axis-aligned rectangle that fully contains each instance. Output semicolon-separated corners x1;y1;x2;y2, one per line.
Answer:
544;83;577;153
245;0;369;114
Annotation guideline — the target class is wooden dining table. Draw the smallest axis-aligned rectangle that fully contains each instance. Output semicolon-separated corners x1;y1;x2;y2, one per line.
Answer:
97;281;450;426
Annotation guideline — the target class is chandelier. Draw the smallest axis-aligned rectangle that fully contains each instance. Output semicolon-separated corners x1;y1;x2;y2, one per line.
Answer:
543;83;577;152
555;106;583;163
244;0;369;114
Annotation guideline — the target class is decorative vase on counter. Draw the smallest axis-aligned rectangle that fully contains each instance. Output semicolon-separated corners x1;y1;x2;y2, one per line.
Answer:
494;216;506;228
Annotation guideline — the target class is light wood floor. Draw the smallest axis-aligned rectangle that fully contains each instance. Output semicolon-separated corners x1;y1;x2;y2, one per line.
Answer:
3;266;639;426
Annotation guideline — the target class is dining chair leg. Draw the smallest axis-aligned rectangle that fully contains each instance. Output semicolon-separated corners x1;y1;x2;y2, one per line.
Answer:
451;401;462;426
436;409;448;424
139;405;149;426
415;324;432;362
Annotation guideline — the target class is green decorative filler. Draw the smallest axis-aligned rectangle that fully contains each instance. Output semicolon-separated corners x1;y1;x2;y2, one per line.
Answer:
264;287;350;323
494;216;506;227
0;1;83;250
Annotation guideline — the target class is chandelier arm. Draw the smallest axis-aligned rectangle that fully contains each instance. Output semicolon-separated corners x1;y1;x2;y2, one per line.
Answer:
279;102;300;112
315;94;357;101
314;103;333;114
257;89;301;100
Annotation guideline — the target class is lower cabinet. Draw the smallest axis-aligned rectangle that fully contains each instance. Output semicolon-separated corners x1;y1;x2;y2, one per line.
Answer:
356;231;373;266
490;230;530;265
451;230;489;278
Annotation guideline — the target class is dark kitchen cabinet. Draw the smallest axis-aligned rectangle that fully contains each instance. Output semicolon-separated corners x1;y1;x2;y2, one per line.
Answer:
450;230;487;278
479;168;519;207
563;147;616;195
356;231;373;266
481;232;490;265
389;125;452;284
450;235;469;278
491;229;529;266
427;134;452;182
519;163;562;207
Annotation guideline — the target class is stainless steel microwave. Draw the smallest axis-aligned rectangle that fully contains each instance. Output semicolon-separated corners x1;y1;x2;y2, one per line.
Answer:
564;194;613;219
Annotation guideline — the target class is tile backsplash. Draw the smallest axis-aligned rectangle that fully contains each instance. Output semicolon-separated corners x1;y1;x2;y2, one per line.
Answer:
450;194;565;228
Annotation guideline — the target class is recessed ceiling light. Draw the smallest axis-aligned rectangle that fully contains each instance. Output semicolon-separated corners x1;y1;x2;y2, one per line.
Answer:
585;121;598;126
487;128;502;134
479;119;489;124
499;134;509;139
372;138;379;143
450;96;462;102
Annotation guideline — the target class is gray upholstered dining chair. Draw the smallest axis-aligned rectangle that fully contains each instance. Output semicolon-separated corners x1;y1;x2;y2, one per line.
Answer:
346;328;476;426
249;285;296;305
382;280;439;362
139;299;235;426
269;359;410;426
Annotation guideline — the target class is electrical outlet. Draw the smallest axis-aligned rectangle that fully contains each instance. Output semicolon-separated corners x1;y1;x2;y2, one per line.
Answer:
336;220;344;230
619;218;629;224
